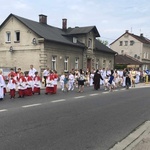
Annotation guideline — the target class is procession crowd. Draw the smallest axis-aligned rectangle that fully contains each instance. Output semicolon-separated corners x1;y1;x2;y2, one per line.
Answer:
0;65;148;101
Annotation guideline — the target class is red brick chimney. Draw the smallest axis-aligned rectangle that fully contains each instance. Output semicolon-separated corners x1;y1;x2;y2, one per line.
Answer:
39;14;47;24
62;18;67;30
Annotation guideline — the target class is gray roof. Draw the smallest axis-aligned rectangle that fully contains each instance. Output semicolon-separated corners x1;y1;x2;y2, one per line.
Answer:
1;14;85;47
0;14;114;55
65;26;100;37
95;39;116;54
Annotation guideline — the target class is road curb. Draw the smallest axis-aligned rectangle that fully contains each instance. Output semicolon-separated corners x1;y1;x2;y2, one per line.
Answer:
109;121;150;150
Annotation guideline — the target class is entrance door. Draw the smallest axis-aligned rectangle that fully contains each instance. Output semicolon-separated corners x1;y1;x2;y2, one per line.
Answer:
87;59;91;72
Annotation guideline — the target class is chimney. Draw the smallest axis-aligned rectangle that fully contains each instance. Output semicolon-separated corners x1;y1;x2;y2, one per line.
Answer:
62;18;67;30
140;33;143;37
39;14;47;24
125;30;129;33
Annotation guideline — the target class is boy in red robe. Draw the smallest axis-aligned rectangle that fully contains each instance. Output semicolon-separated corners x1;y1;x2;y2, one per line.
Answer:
45;70;55;94
25;71;33;96
17;72;27;98
33;72;41;95
7;75;17;99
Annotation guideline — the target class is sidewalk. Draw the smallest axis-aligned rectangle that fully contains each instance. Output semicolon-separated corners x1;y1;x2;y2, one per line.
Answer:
110;121;150;150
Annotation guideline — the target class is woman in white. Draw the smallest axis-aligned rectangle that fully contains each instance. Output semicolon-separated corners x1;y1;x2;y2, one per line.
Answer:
0;70;5;100
89;70;94;86
68;72;75;91
59;72;65;91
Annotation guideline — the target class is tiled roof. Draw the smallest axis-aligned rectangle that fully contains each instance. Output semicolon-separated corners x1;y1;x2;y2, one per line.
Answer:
65;26;100;37
115;54;142;65
0;14;114;55
95;39;116;54
110;31;150;45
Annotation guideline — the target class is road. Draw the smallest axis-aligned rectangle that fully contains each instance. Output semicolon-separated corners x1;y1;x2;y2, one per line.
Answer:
0;86;150;150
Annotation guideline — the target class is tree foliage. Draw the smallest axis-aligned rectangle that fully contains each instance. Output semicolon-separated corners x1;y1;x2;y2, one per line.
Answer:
97;38;109;46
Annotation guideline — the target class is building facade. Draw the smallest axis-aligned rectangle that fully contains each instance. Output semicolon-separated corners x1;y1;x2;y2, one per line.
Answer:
110;30;150;70
0;14;116;75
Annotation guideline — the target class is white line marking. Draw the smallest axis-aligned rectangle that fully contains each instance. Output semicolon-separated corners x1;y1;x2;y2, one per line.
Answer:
0;109;8;112
74;96;85;99
121;88;125;90
114;90;119;91
90;93;99;96
22;103;42;108
103;91;109;94
51;99;66;103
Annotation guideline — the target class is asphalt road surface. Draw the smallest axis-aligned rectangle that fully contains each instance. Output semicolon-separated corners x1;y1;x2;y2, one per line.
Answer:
0;86;150;150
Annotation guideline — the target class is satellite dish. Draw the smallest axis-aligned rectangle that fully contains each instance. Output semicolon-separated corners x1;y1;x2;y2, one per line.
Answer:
137;56;140;59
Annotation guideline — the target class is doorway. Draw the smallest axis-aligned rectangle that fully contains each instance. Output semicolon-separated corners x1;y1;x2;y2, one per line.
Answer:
87;59;91;72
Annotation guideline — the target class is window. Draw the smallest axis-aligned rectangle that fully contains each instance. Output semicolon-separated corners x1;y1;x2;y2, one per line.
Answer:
88;38;92;48
103;60;106;68
52;56;56;70
143;52;146;59
96;59;99;70
125;41;128;46
73;37;77;43
109;60;112;68
119;41;123;46
64;57;68;71
15;31;20;42
130;40;134;46
146;52;149;59
121;50;124;55
6;32;11;42
75;58;79;69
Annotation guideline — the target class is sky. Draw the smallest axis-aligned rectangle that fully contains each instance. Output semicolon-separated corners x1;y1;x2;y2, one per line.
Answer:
0;0;150;45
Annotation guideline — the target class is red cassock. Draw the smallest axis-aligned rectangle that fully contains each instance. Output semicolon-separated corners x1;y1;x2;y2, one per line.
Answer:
33;76;41;94
18;76;26;97
25;76;33;96
9;79;16;98
46;74;55;94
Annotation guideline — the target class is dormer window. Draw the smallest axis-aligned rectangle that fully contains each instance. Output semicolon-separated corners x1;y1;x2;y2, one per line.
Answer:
73;37;77;43
88;38;92;48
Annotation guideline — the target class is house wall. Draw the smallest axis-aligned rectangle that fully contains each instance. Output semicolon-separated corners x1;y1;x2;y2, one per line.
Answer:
44;42;84;74
110;32;150;69
110;34;142;59
0;16;42;73
94;51;114;69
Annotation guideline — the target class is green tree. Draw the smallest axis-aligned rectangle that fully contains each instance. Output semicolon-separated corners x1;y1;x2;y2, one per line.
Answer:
97;38;109;46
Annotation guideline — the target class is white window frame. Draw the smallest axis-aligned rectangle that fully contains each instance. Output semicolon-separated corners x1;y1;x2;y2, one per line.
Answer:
125;41;128;46
15;31;20;42
143;52;146;59
119;41;123;46
109;60;112;68
103;60;106;68
146;52;149;59
75;58;79;69
130;40;134;46
95;59;99;70
6;31;11;42
64;57;68;71
52;56;57;70
73;37;77;43
88;38;92;48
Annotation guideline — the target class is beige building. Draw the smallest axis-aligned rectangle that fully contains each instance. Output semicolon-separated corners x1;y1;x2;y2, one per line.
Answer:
110;30;150;70
0;13;116;76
